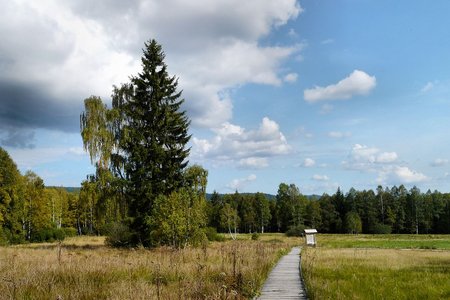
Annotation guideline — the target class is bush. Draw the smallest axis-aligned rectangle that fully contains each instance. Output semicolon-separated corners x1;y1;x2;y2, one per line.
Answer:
105;222;133;248
54;228;66;241
204;227;225;242
190;229;208;247
32;228;66;243
251;233;260;240
371;223;392;234
285;224;306;237
6;230;26;245
0;228;8;246
63;227;78;237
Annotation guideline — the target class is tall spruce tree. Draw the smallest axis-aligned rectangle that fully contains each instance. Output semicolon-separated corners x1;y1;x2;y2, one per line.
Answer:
81;39;191;246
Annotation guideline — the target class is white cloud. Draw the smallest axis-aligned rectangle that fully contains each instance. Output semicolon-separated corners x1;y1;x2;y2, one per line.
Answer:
349;144;397;165
431;158;449;167
302;181;339;194
238;157;269;169
421;82;434;93
377;166;428;184
0;0;303;130
284;72;298;83
227;174;257;191
304;70;376;102
328;131;351;139
312;174;329;181
8;146;88;170
343;144;427;186
376;152;398;163
126;0;303;127
192;117;291;163
302;158;315;167
68;147;86;156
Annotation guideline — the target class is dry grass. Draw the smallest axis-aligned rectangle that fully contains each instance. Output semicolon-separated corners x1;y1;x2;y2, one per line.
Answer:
0;234;299;299
302;247;450;299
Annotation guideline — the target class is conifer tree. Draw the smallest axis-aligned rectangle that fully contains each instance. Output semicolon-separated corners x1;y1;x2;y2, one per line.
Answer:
81;40;191;246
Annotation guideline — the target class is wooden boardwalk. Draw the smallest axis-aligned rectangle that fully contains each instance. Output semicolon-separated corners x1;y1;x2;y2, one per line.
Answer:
257;247;307;300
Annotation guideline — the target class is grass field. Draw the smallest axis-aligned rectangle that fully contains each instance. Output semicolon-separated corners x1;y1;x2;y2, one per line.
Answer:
301;234;450;300
2;234;449;299
316;234;450;250
0;234;299;299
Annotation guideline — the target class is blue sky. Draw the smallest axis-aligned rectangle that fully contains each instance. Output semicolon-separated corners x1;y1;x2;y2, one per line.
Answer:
1;0;450;195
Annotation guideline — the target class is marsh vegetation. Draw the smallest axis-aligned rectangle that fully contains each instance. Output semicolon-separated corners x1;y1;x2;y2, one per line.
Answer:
302;234;450;299
0;234;299;299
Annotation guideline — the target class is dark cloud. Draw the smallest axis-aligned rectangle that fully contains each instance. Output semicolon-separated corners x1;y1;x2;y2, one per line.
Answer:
0;0;300;144
0;80;84;147
0;127;35;149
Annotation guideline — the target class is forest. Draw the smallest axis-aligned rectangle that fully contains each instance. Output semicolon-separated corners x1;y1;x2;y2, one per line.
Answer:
1;144;449;246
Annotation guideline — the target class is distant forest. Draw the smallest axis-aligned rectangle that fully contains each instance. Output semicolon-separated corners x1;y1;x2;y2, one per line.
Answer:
1;145;449;246
206;183;450;236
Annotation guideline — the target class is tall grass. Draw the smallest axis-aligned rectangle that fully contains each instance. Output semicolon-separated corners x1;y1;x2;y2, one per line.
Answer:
0;234;299;299
302;235;450;299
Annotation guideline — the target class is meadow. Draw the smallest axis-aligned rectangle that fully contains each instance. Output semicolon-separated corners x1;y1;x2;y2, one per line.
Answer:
2;234;450;299
301;234;450;300
0;234;299;299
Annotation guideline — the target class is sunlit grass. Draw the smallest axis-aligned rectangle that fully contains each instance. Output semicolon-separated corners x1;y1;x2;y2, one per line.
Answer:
302;234;450;299
0;234;299;299
315;234;450;249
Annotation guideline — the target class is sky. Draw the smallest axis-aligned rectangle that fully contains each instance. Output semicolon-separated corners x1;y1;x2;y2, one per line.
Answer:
2;0;450;195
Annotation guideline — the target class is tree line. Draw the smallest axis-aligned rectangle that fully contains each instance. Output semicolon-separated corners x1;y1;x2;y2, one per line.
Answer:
205;183;450;236
2;144;450;246
0;146;111;244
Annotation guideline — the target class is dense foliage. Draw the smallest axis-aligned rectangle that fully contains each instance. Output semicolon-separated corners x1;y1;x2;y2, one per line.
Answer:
80;39;198;247
0;147;97;244
206;184;450;235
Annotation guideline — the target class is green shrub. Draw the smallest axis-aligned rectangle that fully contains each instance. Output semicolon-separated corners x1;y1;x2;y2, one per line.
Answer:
204;227;225;242
285;224;306;237
105;222;133;248
63;227;78;237
32;228;66;243
0;228;8;246
6;231;26;244
251;233;260;240
54;228;66;241
371;223;392;234
190;229;208;247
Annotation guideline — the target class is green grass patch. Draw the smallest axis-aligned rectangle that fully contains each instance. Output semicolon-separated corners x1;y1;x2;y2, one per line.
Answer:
316;234;450;249
302;234;450;299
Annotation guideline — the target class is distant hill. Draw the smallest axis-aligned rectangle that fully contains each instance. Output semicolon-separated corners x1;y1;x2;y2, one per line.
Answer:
47;188;321;199
306;194;322;201
46;186;81;193
206;193;321;201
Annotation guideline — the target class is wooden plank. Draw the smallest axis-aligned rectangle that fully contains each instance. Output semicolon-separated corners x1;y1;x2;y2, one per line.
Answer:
257;247;307;300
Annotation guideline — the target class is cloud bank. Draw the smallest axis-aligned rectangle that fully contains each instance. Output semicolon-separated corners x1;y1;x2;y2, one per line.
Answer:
343;144;427;185
192;117;291;167
0;0;302;147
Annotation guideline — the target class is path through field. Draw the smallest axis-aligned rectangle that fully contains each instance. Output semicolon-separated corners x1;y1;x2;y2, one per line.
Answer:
258;246;307;299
